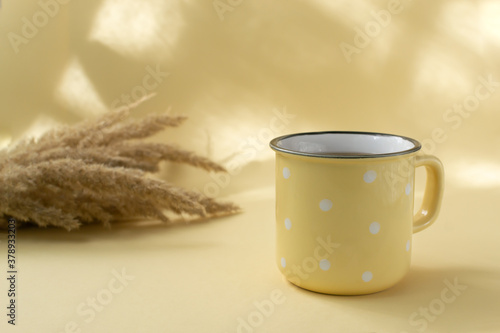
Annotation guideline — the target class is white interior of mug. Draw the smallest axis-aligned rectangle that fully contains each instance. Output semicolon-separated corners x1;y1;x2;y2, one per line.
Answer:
271;132;421;158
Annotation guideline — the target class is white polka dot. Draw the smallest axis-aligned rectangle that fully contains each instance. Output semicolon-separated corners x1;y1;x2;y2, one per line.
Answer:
284;218;292;230
319;199;333;211
281;257;286;268
283;167;290;179
406;240;410;252
363;170;377;183
369;222;380;234
405;183;412;195
319;259;331;271
362;271;373;282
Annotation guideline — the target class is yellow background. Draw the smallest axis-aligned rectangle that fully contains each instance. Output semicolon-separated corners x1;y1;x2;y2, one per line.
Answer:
0;1;499;332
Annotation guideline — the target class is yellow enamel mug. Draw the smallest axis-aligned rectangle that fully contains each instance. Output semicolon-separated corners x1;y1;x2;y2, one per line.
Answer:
270;132;444;295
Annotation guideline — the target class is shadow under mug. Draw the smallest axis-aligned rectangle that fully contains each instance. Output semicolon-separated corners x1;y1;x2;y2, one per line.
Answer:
270;131;444;295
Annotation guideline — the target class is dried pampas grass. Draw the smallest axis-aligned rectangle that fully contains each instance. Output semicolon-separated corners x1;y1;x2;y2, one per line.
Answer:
0;103;240;230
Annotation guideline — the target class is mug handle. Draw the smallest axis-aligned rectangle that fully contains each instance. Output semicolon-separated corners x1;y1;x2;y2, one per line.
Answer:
413;154;445;233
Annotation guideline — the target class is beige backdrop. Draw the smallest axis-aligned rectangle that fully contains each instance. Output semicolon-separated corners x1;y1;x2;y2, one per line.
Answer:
1;1;499;332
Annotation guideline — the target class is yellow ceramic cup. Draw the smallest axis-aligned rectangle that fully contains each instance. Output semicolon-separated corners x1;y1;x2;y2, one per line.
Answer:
270;132;444;295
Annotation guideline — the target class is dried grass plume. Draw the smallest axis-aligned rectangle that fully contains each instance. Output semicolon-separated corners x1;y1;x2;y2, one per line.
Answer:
0;104;240;230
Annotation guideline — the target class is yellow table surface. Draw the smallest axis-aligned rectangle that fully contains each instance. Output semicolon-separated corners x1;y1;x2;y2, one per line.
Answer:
1;1;499;332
